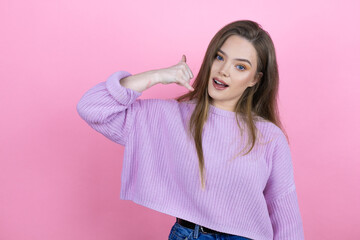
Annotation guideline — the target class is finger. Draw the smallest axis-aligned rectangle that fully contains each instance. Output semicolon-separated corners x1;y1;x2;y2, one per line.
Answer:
180;58;193;79
181;68;191;81
180;79;194;91
185;64;194;79
180;54;186;63
184;82;195;91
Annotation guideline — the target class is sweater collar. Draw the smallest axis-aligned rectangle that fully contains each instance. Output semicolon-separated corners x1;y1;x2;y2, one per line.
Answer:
186;99;237;118
208;104;237;118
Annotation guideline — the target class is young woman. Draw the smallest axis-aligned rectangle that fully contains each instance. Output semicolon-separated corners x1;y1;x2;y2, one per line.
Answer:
77;20;304;240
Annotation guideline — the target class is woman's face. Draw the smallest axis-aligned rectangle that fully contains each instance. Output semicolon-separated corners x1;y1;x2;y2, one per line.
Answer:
208;35;262;112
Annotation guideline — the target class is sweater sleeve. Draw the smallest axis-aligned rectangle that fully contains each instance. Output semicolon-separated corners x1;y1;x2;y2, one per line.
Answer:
263;132;305;240
76;71;142;146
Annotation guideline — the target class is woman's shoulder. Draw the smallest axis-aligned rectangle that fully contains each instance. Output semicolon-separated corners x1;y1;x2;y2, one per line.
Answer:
254;117;288;143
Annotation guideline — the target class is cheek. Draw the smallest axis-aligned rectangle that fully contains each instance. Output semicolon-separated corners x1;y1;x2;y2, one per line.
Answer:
233;71;253;80
210;62;220;72
231;74;253;87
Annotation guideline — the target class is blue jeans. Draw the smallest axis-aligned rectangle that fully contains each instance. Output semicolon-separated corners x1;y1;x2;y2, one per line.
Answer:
168;222;253;240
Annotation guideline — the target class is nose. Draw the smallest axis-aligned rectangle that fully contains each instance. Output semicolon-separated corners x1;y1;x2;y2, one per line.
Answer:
219;62;230;77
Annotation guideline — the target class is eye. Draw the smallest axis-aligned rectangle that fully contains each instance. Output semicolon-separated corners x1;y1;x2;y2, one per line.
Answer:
236;65;246;71
215;54;223;61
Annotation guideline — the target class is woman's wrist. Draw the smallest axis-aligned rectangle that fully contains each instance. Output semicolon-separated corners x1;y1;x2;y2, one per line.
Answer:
120;70;161;92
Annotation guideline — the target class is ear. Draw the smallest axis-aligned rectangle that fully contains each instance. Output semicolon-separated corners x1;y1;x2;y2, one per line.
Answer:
250;72;263;87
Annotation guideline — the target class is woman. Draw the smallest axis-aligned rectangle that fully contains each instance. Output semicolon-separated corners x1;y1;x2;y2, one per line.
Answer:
77;20;305;240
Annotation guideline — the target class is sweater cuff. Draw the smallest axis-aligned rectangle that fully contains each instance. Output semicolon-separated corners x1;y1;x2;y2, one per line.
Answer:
105;71;142;105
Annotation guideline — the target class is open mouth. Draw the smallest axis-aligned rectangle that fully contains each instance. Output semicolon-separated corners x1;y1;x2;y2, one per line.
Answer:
213;78;229;87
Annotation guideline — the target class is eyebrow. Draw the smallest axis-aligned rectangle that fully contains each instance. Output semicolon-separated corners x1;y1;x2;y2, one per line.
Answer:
218;49;252;67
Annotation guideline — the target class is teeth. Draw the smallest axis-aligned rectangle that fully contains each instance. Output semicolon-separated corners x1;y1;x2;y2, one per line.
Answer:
214;79;226;86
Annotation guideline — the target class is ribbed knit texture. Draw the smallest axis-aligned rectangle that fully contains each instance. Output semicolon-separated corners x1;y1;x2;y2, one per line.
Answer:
76;71;305;240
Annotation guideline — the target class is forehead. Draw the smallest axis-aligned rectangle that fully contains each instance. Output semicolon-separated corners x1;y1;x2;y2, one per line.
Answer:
220;35;257;63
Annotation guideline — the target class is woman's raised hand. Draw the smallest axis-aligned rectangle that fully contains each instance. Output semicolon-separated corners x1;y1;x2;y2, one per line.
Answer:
119;55;195;93
157;55;195;91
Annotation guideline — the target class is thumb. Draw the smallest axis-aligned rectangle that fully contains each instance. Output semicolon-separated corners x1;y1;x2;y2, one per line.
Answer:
180;54;186;63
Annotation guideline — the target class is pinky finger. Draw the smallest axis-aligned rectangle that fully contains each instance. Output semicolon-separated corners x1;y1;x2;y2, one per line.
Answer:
183;81;195;91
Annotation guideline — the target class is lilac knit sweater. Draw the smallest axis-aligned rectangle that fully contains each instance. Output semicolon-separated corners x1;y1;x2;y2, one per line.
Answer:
76;71;305;240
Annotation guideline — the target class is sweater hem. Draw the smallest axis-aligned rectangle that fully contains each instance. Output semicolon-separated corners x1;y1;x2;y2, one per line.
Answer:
120;194;269;240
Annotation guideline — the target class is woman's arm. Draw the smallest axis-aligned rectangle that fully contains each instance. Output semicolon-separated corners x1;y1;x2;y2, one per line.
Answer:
76;55;194;145
76;71;141;145
119;54;194;92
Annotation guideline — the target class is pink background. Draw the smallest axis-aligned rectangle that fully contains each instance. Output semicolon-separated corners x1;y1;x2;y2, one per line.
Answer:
1;0;359;239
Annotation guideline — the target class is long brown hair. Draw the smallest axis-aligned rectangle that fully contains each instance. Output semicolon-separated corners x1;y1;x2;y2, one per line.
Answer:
176;20;288;190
